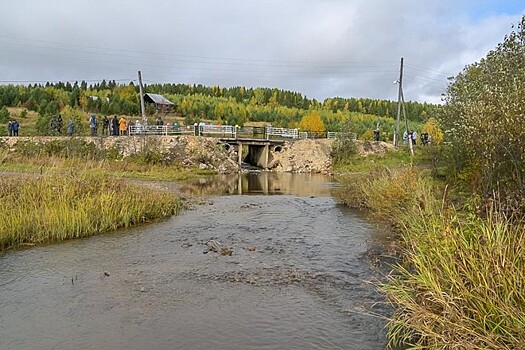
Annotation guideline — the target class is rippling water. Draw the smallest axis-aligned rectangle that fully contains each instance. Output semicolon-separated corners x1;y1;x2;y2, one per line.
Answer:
0;174;388;349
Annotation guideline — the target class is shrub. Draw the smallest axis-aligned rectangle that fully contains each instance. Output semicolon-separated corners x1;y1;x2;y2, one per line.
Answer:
441;16;525;211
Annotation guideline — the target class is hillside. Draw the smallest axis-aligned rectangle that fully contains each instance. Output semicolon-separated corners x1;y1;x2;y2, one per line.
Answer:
0;82;435;139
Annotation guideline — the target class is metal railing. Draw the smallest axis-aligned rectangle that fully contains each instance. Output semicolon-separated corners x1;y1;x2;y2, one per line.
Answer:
127;123;353;141
128;124;193;136
327;132;357;140
196;125;236;138
265;127;299;139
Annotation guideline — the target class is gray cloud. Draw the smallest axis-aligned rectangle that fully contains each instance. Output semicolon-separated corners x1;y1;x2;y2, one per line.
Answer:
0;0;522;103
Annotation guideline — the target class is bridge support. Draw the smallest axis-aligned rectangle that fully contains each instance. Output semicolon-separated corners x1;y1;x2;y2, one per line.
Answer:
238;142;243;166
228;139;282;170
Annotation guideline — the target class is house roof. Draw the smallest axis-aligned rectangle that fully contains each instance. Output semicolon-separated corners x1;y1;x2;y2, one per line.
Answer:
144;93;175;106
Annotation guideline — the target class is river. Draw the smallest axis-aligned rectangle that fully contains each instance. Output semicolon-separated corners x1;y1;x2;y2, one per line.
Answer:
0;173;389;349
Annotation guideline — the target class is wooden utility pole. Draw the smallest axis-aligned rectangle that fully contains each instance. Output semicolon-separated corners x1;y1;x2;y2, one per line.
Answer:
400;89;413;156
138;71;147;126
395;57;404;146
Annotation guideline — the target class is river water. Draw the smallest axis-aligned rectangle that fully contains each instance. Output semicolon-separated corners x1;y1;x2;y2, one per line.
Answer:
0;173;389;350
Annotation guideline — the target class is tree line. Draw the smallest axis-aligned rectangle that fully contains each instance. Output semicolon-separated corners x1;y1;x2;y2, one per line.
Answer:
0;80;438;138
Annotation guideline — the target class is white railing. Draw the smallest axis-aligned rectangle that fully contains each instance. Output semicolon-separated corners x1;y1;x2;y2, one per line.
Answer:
128;124;192;136
327;132;338;139
265;127;299;139
327;132;357;140
196;125;236;138
128;123;353;141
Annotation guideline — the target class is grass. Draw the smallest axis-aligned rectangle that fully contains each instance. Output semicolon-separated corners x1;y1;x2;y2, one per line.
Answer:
0;172;182;249
384;202;525;349
333;147;525;349
0;156;215;181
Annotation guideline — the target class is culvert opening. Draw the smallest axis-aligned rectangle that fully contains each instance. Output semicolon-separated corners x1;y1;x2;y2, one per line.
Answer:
273;145;283;153
241;145;265;169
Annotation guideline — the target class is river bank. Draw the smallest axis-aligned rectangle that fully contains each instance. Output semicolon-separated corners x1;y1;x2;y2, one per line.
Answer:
332;150;525;349
0;171;182;250
0;135;335;175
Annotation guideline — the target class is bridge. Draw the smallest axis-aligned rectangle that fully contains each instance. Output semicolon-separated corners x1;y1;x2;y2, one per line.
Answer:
221;138;285;170
127;124;354;170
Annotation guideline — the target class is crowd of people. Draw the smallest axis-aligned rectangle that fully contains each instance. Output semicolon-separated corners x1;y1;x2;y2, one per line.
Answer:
403;130;431;146
86;114;130;136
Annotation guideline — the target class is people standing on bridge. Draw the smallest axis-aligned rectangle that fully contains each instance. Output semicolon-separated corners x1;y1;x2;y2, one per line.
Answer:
135;120;143;134
7;120;13;136
111;115;119;136
12;120;19;136
119;116;127;136
89;114;97;136
102;116;110;136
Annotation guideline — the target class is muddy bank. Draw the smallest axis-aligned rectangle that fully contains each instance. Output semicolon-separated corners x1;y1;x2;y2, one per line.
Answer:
0;136;395;176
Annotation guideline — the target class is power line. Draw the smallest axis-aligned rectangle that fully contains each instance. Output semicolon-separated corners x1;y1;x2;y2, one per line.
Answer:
0;35;396;68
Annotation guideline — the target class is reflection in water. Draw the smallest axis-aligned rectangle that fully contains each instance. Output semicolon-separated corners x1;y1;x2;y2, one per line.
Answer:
180;172;338;197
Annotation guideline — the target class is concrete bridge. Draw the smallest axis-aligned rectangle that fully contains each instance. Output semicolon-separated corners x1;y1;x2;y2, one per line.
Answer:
220;138;285;170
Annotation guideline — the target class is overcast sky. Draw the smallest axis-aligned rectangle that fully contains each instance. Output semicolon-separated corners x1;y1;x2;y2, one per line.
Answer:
0;0;523;103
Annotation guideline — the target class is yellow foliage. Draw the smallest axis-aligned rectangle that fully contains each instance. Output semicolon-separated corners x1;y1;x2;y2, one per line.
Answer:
421;117;444;144
114;85;137;102
298;112;325;132
361;129;374;140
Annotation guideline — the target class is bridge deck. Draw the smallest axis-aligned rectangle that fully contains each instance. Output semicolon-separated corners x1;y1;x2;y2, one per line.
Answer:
219;138;285;145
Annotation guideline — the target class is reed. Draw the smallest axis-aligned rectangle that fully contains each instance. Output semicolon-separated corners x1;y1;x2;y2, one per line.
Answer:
384;203;525;349
334;166;435;228
335;166;525;348
0;172;181;249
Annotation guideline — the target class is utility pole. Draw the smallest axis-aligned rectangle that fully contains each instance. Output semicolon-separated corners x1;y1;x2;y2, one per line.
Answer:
394;57;404;147
400;89;414;156
138;71;147;126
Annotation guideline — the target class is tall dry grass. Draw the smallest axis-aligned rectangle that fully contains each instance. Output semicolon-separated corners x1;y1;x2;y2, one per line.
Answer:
0;172;181;249
335;166;525;349
385;204;525;349
334;166;435;228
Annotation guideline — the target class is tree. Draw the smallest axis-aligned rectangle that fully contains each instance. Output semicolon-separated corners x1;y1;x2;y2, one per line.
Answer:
0;106;10;123
421;117;444;145
441;15;525;206
298;111;325;132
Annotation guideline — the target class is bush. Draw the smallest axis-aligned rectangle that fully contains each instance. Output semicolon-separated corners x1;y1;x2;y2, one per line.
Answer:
441;16;525;212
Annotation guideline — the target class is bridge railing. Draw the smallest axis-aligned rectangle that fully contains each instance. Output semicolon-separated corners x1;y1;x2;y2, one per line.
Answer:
327;132;357;140
129;125;192;136
129;123;354;141
265;127;299;139
196;125;236;138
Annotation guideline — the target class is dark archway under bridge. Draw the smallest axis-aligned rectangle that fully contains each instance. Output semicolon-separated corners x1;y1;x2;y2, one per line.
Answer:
220;138;286;169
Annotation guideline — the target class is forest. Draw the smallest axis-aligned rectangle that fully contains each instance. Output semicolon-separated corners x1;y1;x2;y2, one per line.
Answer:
0;80;439;139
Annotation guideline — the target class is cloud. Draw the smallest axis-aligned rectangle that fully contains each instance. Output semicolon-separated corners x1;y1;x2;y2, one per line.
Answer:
0;0;522;103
